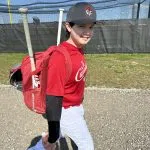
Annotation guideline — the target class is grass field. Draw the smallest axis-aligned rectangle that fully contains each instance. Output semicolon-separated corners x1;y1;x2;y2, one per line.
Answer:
0;53;150;89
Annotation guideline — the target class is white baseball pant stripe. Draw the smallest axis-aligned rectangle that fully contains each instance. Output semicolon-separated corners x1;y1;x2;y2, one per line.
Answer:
60;104;94;150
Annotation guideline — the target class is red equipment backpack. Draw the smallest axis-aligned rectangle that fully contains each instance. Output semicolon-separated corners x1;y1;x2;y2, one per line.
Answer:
20;45;72;114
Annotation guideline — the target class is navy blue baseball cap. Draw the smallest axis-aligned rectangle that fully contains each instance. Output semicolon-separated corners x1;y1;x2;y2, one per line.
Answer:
66;2;96;24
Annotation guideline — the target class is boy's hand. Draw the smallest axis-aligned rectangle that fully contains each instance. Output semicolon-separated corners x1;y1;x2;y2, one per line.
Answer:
42;132;56;150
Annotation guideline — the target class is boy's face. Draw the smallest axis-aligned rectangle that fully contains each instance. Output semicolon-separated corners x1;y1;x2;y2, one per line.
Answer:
66;23;95;48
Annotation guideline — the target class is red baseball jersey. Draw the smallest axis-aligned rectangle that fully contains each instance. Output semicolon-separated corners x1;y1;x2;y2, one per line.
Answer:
46;41;87;108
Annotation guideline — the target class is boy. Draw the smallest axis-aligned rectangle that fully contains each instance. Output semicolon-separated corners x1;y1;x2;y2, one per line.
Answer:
29;2;96;150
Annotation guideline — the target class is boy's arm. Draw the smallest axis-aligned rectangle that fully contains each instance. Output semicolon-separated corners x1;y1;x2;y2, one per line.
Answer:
46;95;63;143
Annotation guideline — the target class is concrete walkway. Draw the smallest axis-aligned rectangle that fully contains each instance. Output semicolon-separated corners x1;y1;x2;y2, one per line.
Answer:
0;85;150;150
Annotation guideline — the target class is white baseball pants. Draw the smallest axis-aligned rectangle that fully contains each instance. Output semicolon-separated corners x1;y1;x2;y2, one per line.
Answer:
60;104;94;150
28;105;94;150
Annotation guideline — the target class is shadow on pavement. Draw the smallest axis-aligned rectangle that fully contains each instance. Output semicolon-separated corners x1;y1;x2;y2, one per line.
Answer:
27;136;41;149
27;135;78;150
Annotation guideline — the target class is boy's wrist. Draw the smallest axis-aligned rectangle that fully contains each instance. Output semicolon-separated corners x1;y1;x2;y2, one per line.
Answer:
42;132;56;150
48;134;59;144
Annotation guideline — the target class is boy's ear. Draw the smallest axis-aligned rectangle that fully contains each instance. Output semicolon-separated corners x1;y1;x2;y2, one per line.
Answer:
65;22;72;32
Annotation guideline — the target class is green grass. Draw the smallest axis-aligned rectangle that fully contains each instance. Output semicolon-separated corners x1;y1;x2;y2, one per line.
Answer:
85;53;150;89
0;53;27;85
0;53;150;89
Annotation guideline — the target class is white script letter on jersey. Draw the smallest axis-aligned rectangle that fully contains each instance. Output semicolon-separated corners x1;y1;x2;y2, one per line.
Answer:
75;61;87;82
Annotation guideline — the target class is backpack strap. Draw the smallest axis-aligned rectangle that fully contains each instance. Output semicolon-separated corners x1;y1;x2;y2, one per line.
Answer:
33;45;72;83
56;45;72;83
32;46;58;74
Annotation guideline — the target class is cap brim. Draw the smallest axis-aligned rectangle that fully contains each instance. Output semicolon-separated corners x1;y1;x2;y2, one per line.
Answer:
72;19;96;25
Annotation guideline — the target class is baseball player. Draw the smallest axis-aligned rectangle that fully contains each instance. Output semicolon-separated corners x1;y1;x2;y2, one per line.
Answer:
29;2;97;150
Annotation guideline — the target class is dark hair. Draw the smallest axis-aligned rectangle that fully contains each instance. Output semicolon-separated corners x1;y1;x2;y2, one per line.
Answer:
66;22;75;38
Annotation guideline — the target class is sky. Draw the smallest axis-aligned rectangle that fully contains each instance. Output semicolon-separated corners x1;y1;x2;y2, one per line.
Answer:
0;0;150;24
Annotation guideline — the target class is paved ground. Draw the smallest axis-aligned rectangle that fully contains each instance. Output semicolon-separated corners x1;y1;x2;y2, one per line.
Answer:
0;85;150;150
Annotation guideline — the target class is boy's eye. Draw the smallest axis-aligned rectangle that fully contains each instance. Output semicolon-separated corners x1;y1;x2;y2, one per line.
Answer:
90;26;94;29
78;25;94;29
79;25;85;28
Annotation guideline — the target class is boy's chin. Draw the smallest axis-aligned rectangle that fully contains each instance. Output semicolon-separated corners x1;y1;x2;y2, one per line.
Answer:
80;40;90;45
80;38;90;43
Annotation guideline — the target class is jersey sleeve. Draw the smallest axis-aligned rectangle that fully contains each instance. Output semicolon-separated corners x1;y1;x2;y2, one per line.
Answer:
46;50;66;96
